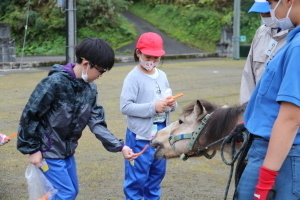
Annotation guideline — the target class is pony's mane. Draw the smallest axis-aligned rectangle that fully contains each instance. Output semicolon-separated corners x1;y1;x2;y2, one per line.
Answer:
183;100;247;145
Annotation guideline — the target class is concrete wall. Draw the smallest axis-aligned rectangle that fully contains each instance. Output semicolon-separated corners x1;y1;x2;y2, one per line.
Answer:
216;26;233;58
0;23;16;62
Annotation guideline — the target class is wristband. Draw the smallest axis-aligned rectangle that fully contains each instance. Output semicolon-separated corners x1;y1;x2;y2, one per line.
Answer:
119;144;125;151
257;166;278;189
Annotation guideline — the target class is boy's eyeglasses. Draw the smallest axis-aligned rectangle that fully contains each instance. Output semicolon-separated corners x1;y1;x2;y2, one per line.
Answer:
80;57;107;75
94;66;107;75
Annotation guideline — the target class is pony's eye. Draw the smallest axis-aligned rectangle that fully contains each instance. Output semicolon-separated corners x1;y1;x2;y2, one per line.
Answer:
178;119;183;124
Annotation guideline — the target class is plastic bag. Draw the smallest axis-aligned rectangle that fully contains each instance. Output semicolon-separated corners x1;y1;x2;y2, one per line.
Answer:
25;160;58;200
161;88;172;112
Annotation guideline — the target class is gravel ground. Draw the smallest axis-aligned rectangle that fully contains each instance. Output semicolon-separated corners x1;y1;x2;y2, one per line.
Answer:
0;59;245;200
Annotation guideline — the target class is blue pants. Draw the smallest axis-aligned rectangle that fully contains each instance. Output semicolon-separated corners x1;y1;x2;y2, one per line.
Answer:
235;137;300;200
124;122;167;200
43;156;79;200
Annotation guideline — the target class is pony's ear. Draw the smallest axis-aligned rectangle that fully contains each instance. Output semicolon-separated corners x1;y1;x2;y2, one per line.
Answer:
222;104;229;108
194;100;207;120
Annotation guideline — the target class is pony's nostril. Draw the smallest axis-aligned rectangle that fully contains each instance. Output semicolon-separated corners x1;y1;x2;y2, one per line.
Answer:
151;140;162;148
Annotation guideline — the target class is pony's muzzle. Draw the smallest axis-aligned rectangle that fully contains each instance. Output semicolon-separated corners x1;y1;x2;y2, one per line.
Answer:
150;139;164;149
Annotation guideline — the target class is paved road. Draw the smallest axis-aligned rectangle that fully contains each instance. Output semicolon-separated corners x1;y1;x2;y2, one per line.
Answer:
116;11;201;54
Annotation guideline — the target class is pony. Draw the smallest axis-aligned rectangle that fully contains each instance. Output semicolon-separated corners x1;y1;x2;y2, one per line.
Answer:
151;99;247;160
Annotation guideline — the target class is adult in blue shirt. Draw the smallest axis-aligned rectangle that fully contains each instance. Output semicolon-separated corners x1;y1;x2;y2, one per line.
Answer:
234;0;300;199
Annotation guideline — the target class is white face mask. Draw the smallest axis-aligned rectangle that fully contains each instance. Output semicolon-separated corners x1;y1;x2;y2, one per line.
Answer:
270;0;295;30
262;17;278;28
82;65;89;82
140;57;159;71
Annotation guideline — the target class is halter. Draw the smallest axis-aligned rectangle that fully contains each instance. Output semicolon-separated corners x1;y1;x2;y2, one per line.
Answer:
168;112;216;161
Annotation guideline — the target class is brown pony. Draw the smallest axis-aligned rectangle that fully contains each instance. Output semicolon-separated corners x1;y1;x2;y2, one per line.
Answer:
151;99;247;160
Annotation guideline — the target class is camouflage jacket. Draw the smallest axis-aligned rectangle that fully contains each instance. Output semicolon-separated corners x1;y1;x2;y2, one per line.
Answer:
17;64;123;159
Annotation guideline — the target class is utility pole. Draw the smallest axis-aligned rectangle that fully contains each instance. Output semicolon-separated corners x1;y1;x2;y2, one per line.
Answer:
66;0;77;63
233;0;240;59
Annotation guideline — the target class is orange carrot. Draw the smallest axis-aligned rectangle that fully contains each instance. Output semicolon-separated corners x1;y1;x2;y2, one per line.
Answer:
133;145;149;156
38;192;50;200
8;133;17;138
170;93;184;99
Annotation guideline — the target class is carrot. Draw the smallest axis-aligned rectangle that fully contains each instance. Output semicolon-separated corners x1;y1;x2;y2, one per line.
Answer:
38;191;50;200
8;133;17;138
133;145;149;156
170;93;184;99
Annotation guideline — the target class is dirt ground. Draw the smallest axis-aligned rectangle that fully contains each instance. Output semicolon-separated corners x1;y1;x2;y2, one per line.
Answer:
0;59;246;200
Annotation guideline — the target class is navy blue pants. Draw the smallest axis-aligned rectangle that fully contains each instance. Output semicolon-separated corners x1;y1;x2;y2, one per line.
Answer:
124;122;167;200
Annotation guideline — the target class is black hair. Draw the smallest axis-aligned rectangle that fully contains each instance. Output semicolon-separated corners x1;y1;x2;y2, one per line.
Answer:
75;37;115;71
134;48;139;62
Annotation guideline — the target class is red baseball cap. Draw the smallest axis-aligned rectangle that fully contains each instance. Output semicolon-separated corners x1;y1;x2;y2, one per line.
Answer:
136;32;165;57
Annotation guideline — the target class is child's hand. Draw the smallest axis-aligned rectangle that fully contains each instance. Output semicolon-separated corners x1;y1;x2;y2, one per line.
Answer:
155;101;167;113
0;133;10;146
29;151;43;168
165;97;176;108
122;145;137;161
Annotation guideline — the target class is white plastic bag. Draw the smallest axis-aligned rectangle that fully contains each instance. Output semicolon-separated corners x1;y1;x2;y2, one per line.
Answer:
161;88;173;112
25;160;58;200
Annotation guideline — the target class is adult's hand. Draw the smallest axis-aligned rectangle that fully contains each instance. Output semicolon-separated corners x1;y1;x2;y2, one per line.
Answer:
225;122;246;143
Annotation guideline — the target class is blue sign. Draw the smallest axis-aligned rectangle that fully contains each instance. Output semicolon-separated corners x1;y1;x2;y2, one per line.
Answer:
240;35;247;42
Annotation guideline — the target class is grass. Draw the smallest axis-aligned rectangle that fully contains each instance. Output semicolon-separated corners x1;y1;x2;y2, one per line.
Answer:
0;59;246;200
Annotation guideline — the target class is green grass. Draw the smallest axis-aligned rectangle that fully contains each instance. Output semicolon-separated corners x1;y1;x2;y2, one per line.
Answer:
0;59;245;199
129;3;224;53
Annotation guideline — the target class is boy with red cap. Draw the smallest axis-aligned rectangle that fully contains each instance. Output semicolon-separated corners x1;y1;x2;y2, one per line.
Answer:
120;32;178;200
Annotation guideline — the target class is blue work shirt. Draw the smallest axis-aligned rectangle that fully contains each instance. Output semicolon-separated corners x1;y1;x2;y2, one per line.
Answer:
244;26;300;144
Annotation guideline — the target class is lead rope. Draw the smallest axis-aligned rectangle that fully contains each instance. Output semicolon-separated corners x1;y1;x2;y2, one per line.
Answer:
220;131;250;200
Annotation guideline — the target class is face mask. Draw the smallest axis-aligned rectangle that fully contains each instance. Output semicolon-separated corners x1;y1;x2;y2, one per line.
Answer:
262;17;277;28
140;57;159;71
270;0;295;30
82;65;89;82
